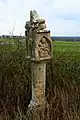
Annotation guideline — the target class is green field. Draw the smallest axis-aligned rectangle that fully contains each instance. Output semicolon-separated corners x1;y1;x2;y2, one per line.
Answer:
54;41;80;52
53;41;80;60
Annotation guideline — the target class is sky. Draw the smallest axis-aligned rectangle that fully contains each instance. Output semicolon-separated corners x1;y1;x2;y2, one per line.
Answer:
0;0;80;36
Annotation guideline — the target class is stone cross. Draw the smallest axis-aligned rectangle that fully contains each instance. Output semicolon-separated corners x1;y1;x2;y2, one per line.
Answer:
25;10;52;119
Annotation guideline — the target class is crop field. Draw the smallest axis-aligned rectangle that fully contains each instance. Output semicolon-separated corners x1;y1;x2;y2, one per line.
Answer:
53;41;80;59
0;39;80;120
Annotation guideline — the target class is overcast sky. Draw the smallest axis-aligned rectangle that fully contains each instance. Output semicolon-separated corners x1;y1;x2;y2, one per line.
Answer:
0;0;80;36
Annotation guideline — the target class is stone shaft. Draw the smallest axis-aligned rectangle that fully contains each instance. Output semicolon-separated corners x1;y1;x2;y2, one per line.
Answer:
29;62;46;106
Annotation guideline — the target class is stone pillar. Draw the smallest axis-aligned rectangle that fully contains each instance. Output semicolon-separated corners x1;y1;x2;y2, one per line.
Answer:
25;10;52;120
30;62;46;106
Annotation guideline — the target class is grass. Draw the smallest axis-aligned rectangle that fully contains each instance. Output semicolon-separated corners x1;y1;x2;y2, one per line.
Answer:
0;39;80;120
53;41;80;59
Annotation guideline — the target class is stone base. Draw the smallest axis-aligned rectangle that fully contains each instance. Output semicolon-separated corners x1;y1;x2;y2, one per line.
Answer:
26;100;49;120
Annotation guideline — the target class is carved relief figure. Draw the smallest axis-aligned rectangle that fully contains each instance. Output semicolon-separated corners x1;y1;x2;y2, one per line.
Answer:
37;37;50;58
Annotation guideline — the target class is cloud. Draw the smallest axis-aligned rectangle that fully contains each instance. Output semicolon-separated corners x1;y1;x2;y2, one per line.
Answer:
0;0;6;4
0;0;80;36
55;12;80;21
38;0;80;36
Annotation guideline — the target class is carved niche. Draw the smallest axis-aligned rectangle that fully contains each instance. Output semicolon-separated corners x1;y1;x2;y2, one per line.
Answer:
35;36;51;60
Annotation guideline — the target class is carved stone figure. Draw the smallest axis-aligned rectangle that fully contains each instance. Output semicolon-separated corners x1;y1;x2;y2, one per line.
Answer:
25;10;47;58
25;21;33;57
30;10;46;31
36;37;50;59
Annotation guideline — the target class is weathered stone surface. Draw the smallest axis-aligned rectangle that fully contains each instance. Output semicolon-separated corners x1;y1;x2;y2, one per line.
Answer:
31;30;52;61
25;10;52;60
30;10;46;31
25;10;52;120
29;62;46;107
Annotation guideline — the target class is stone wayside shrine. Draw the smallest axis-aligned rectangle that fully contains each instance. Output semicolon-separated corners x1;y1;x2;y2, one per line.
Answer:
25;10;52;119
